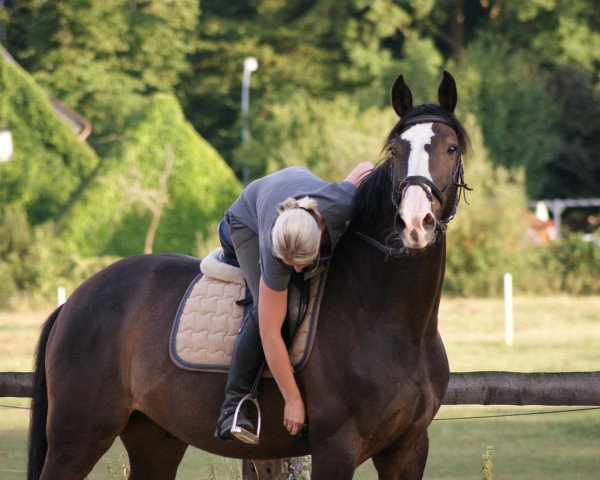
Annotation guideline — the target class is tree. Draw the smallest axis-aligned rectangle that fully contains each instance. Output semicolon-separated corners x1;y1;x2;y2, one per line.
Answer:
180;0;428;164
445;115;529;296
538;66;600;199
232;90;399;181
482;0;600;77
451;39;561;197
6;0;199;156
59;95;242;257
0;55;99;225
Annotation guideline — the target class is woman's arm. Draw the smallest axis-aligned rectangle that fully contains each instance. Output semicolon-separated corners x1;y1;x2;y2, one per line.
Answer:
344;161;374;187
258;278;305;435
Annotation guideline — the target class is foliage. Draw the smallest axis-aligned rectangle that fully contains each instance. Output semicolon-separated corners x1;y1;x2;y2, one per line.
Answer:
482;445;493;480
443;113;600;296
8;0;199;157
233;91;395;181
285;456;312;480
523;234;600;295
1;0;598;298
445;116;529;296
483;0;600;75
451;39;562;197
0;55;99;224
0;204;117;303
180;0;444;161
59;94;242;256
106;452;130;480
536;66;600;199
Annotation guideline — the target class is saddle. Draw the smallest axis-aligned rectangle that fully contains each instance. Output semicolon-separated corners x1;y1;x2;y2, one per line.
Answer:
169;221;327;373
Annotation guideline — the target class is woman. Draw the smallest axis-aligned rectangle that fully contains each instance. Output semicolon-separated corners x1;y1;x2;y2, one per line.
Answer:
215;163;373;443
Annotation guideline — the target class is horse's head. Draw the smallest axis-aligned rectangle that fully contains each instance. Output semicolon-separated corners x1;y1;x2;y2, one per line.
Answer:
351;71;470;255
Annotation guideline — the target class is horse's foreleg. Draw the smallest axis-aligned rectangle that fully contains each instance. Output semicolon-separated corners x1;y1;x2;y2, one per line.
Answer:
372;430;429;480
309;429;359;480
120;411;188;480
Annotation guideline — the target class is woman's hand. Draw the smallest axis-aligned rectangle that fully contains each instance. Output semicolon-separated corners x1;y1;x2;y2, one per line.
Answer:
283;395;306;436
345;161;374;187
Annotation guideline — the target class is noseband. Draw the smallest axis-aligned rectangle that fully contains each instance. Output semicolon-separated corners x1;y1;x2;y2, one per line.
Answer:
355;114;471;258
390;154;469;226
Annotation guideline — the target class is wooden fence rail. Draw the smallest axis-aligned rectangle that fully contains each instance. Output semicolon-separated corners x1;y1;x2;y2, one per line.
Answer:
0;372;33;398
2;371;600;405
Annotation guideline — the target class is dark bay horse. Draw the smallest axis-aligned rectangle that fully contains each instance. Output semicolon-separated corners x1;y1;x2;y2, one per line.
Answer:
28;71;470;480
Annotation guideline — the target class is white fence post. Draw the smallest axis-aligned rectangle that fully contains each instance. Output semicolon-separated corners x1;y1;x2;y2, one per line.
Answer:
57;286;66;307
504;273;514;346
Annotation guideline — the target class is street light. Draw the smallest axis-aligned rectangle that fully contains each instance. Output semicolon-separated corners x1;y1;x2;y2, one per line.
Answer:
241;57;258;146
241;57;258;185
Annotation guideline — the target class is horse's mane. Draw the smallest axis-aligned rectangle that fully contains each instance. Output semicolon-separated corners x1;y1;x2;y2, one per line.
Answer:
350;104;470;232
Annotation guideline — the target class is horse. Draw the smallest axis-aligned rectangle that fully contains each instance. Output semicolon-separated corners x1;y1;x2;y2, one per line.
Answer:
27;71;470;480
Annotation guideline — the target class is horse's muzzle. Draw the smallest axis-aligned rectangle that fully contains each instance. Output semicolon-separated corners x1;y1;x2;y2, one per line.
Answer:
397;186;438;250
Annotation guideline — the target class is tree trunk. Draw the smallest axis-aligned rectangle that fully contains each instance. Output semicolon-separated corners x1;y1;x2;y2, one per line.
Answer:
144;210;162;254
448;0;465;59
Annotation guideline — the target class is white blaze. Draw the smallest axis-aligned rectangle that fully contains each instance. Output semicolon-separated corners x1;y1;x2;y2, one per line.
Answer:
399;123;435;230
400;123;434;178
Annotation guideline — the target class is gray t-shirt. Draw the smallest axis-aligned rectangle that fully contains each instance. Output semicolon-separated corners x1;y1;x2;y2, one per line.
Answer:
225;166;357;291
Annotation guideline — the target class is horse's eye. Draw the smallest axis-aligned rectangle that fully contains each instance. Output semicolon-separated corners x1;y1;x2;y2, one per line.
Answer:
447;145;458;154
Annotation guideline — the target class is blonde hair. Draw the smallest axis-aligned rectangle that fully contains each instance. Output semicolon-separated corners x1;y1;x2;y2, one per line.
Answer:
272;197;320;266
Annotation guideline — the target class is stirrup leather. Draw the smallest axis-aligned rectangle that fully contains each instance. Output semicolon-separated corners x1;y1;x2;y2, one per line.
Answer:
231;394;261;445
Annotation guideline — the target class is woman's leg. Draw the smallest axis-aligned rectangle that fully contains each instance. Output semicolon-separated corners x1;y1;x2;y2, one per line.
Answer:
215;226;264;443
229;226;261;301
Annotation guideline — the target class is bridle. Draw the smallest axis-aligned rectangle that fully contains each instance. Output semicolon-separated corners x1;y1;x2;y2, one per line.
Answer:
355;114;471;257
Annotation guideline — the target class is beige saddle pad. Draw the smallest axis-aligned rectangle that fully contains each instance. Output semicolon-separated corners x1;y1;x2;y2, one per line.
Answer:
169;248;327;373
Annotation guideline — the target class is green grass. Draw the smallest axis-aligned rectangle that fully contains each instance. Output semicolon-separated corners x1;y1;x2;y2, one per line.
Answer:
1;296;599;478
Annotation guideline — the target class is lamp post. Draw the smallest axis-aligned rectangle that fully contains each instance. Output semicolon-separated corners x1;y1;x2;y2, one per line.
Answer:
241;57;258;145
241;57;258;184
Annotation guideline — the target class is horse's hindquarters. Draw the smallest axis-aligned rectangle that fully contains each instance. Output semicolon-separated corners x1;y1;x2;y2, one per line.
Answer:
41;255;200;479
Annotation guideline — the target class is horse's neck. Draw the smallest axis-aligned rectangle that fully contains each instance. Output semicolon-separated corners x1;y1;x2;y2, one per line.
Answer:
384;239;445;338
333;232;446;342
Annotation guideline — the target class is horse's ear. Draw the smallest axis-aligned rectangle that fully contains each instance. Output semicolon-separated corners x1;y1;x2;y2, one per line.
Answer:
391;74;413;117
438;70;457;113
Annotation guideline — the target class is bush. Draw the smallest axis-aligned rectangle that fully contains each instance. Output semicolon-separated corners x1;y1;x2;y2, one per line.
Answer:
451;39;561;198
519;234;600;295
444;116;529;296
59;94;242;257
0;56;100;225
233;91;395;182
0;204;119;304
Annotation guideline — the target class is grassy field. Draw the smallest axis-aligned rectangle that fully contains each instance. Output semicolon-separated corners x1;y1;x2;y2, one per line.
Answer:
1;296;599;478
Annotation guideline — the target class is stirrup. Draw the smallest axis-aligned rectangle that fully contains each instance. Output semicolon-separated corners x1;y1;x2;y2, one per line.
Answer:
231;394;261;445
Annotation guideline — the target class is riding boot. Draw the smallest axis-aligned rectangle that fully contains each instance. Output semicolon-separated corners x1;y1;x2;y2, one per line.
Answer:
215;306;265;443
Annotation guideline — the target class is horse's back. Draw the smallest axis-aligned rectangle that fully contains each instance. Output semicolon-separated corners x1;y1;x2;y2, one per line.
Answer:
45;253;200;389
54;253;198;324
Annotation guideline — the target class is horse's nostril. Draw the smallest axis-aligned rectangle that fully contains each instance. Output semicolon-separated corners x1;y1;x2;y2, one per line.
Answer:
423;213;435;231
395;215;406;231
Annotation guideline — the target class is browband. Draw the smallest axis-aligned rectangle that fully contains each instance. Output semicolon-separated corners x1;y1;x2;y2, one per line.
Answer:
402;114;454;128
